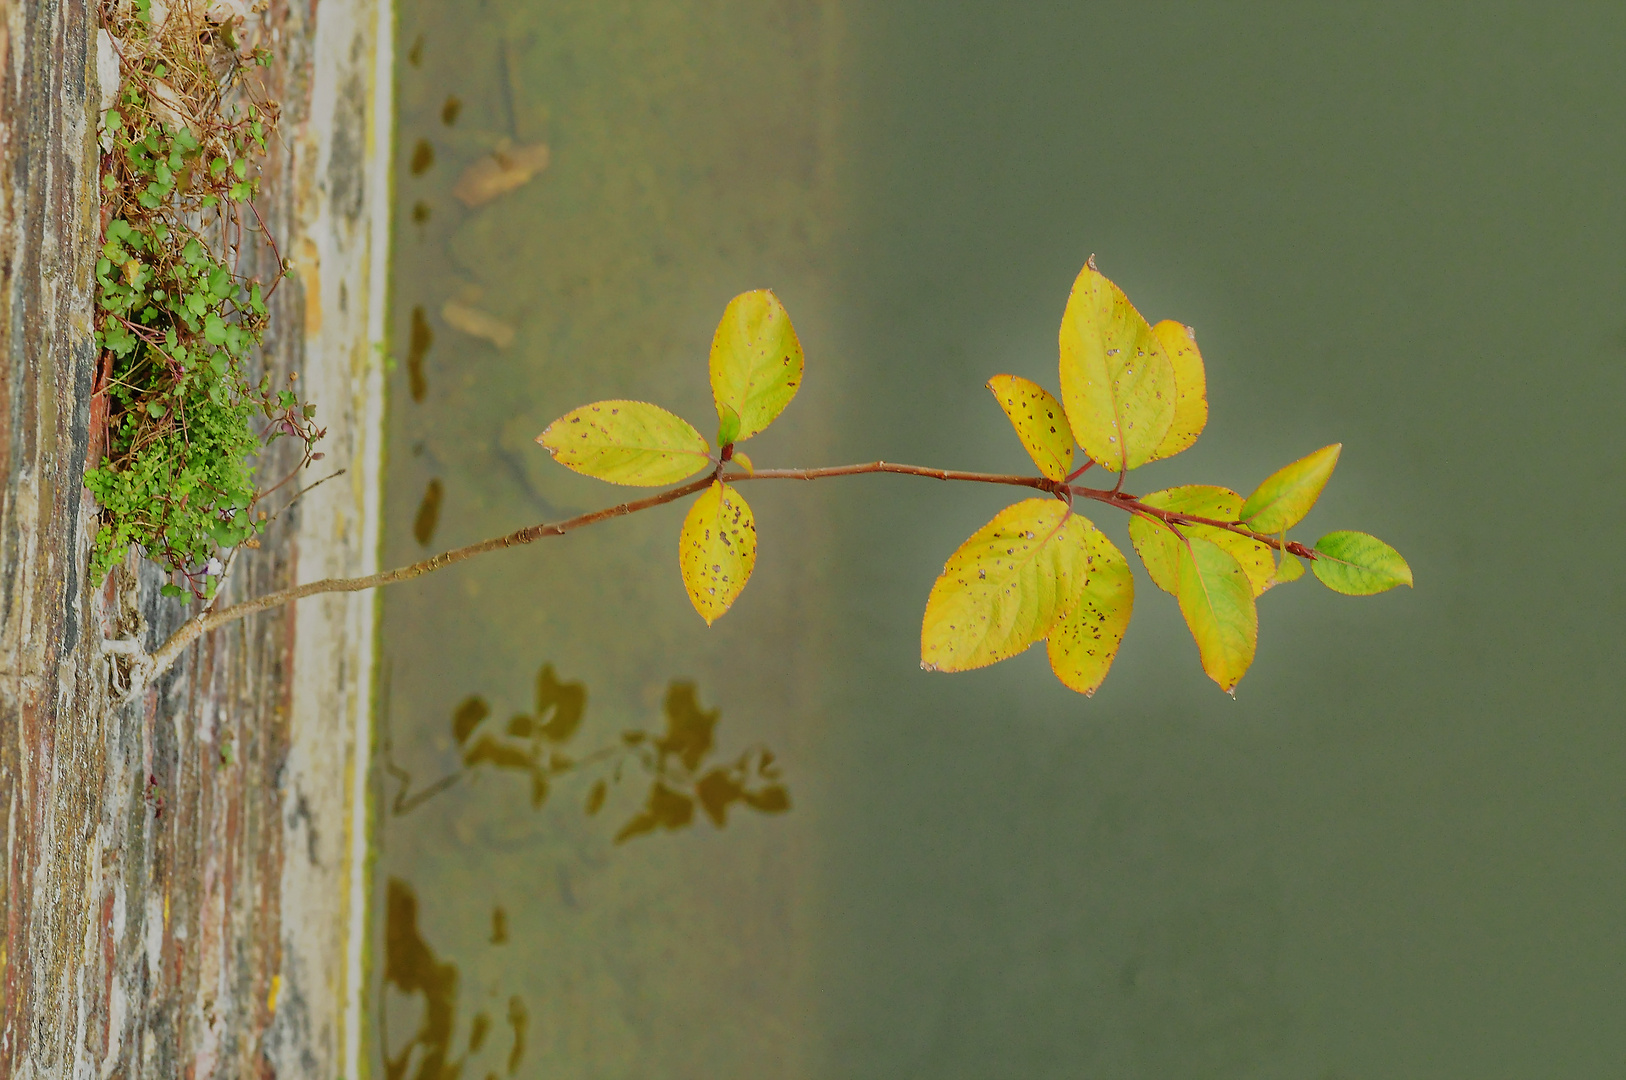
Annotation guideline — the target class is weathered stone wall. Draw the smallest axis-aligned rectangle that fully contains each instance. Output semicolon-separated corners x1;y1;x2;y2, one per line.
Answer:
0;0;388;1074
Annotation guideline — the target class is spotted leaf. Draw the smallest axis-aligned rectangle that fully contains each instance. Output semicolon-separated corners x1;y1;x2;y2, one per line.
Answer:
709;289;804;442
1045;519;1134;696
920;499;1092;672
1057;258;1176;473
538;400;710;486
679;480;757;624
987;374;1073;482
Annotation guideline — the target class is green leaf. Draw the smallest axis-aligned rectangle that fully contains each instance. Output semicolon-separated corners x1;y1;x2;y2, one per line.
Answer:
708;289;803;442
1271;552;1305;586
1057;258;1176;473
678;480;757;625
921;499;1093;672
1175;536;1258;693
1126;485;1274;597
1311;531;1412;595
1145;320;1208;462
537;400;711;486
1240;443;1341;534
1045;519;1134;696
986;374;1073;482
717;404;741;447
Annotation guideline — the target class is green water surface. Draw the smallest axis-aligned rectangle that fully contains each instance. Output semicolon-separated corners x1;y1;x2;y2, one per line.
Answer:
378;3;1626;1077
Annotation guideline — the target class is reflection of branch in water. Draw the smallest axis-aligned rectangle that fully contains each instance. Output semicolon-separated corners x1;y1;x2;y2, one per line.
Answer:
606;682;788;844
383;663;790;841
382;878;461;1080
383;877;526;1080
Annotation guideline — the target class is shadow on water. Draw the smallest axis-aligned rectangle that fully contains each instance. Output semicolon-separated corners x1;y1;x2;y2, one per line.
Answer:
383;662;790;844
385;877;530;1080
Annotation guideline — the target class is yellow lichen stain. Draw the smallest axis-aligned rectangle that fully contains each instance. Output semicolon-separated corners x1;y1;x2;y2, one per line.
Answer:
268;973;282;1014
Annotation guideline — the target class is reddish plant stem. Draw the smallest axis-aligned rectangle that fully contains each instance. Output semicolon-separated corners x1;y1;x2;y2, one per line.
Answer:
1065;486;1317;559
139;458;1315;687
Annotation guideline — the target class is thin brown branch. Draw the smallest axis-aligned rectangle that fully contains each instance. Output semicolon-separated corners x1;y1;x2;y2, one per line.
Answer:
134;458;1316;694
723;460;1059;491
145;473;717;681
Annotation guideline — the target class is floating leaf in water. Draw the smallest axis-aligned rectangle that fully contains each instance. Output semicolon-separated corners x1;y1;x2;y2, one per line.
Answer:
451;141;550;207
441;298;515;349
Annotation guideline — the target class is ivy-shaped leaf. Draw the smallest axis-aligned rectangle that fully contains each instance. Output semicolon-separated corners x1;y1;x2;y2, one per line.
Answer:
1240;443;1341;534
921;499;1090;672
709;289;804;442
1127;485;1274;597
986;374;1073;482
1311;531;1412;595
537;400;711;486
1176;536;1258;692
1146;320;1208;462
1057;259;1176;473
1046;520;1134;696
679;480;757;624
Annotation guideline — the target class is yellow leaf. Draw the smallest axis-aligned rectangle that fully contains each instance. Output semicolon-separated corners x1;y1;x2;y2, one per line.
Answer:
730;450;755;474
1057;259;1176;473
1239;443;1341;534
1146;320;1207;462
1046;521;1134;696
709;290;804;442
678;481;757;624
986;374;1073;482
1176;536;1258;692
1126;485;1274;596
920;499;1090;672
537;400;711;486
